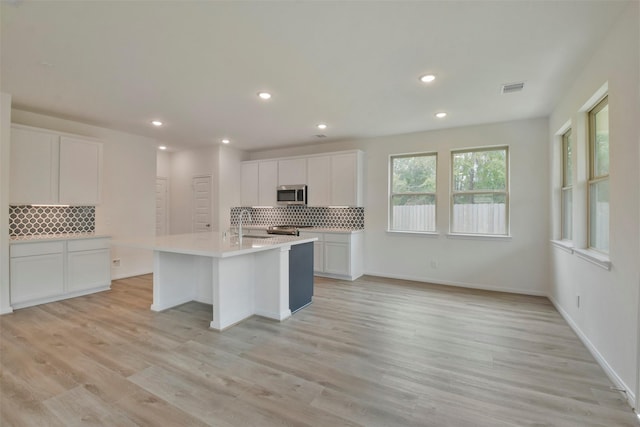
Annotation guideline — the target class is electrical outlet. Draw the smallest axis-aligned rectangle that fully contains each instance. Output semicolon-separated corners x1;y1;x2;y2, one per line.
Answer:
430;260;439;269
112;258;121;267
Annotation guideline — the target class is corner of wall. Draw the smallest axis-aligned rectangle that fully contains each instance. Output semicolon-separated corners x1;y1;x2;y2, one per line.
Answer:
0;93;14;314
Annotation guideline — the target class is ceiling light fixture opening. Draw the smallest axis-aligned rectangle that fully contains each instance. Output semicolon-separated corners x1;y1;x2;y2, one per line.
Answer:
158;146;167;150
317;123;327;130
420;74;436;83
257;92;272;100
435;112;447;119
221;138;230;144
151;120;163;126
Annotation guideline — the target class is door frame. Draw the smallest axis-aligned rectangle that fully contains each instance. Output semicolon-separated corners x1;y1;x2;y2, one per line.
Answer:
192;174;213;233
156;176;170;236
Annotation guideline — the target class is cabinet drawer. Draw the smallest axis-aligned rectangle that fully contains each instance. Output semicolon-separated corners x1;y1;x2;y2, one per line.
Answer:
324;233;351;244
68;238;110;252
300;232;324;241
11;241;64;258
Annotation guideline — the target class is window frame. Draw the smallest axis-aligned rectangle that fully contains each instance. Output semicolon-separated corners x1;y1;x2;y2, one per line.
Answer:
587;95;609;253
450;146;510;236
388;152;438;233
561;128;573;241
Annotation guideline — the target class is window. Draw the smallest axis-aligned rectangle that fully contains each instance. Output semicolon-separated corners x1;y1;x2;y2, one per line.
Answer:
561;129;573;240
451;147;508;235
588;96;609;253
389;153;437;232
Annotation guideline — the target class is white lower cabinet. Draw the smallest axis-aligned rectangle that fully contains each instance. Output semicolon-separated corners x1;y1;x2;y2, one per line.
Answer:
299;231;363;280
10;237;111;309
10;241;65;304
67;239;111;293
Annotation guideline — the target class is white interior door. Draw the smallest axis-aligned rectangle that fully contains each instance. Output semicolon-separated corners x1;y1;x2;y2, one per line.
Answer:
192;175;212;233
155;177;169;236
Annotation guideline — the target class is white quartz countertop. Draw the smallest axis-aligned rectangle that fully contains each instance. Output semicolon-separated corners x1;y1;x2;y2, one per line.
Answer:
112;232;317;258
10;233;111;243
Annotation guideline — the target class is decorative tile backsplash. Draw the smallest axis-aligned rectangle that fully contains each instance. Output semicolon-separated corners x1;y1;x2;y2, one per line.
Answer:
230;206;364;229
9;206;95;237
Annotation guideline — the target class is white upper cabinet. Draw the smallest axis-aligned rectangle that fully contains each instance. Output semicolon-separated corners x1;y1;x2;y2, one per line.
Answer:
59;136;102;205
258;160;278;206
241;150;363;207
10;125;103;206
330;152;363;207
307;156;331;206
277;158;307;185
10;127;59;205
241;160;278;206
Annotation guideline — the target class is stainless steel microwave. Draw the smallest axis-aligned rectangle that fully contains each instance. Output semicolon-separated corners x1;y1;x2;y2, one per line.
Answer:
277;185;307;205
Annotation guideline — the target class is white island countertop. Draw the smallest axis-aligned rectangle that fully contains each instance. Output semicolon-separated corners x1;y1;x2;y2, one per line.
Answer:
112;232;317;258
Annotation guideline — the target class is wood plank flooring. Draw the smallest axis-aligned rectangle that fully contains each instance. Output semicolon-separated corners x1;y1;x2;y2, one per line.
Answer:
1;274;637;426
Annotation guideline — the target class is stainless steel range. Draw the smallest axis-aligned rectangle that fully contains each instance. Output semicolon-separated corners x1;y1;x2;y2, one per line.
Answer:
267;225;312;236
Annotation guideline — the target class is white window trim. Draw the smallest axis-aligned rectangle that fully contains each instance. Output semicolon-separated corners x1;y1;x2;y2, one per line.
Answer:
574;248;611;271
587;95;609;253
389;152;437;233
450;146;510;236
561;128;573;241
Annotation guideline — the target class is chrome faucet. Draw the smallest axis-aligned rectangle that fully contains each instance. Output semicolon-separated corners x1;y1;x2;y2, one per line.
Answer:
238;209;252;241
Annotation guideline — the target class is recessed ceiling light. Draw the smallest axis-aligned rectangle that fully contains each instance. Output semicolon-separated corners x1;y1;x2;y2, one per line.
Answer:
435;112;447;118
257;92;272;100
317;123;327;130
151;120;163;126
420;74;436;83
221;138;230;144
158;146;167;150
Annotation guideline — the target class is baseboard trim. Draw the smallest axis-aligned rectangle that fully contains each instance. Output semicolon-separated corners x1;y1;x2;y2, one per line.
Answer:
111;269;153;281
548;295;636;409
363;270;547;296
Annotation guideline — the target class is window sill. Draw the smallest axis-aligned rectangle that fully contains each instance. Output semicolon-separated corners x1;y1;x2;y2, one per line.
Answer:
446;233;512;241
574;248;611;271
551;240;574;254
386;230;440;237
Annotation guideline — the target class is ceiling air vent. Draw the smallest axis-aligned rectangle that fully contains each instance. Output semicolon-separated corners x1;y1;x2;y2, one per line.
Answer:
315;134;326;138
501;82;525;94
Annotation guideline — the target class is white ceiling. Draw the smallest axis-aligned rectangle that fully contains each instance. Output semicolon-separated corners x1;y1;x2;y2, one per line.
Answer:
0;0;628;152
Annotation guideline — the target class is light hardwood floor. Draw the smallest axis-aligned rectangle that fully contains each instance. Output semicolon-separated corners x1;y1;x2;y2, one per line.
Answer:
1;274;637;426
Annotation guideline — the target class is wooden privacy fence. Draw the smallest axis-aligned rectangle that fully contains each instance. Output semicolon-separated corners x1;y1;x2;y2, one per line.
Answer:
392;203;507;234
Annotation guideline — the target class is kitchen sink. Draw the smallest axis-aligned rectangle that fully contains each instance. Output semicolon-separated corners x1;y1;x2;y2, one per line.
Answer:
242;234;274;239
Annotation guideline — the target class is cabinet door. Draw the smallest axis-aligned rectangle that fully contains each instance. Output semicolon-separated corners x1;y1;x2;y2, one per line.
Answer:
324;242;351;276
10;127;59;205
307;156;330;206
330;153;359;206
67;249;111;292
313;241;324;272
59;137;102;205
10;253;64;304
258;161;278;206
241;162;259;206
278;158;307;185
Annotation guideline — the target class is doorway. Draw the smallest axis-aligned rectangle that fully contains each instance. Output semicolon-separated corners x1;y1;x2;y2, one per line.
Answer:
192;175;212;232
155;177;169;236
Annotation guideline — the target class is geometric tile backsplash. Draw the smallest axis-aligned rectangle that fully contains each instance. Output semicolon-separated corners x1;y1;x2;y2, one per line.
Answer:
9;205;95;237
230;206;364;229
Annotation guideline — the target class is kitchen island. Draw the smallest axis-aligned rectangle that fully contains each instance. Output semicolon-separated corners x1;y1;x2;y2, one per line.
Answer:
113;232;317;330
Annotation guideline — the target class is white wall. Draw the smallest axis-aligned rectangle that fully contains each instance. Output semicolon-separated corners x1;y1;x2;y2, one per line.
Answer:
0;93;12;314
217;145;245;231
250;117;550;296
11;109;159;280
548;2;639;404
156;150;171;178
168;146;219;234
